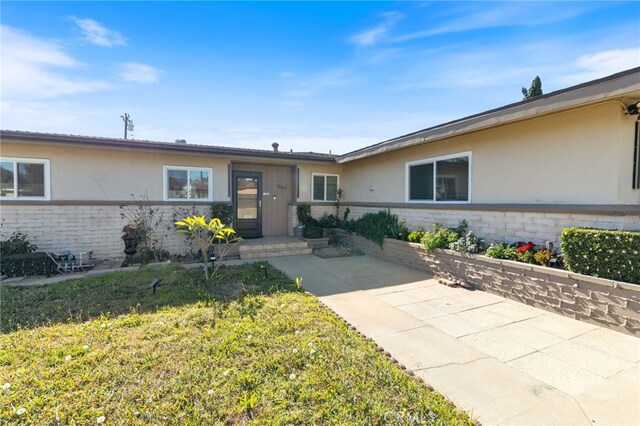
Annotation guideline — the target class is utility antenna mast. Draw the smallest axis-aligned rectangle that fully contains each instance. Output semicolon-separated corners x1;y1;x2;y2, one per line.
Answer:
121;113;134;139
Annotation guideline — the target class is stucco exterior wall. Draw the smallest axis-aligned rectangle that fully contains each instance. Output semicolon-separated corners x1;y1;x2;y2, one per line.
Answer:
340;102;640;205
296;163;343;202
0;139;341;203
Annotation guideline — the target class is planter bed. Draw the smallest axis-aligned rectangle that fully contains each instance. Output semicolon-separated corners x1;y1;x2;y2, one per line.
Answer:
345;234;640;337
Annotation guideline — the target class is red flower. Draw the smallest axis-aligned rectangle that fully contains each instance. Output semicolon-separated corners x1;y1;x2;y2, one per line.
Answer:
516;242;535;253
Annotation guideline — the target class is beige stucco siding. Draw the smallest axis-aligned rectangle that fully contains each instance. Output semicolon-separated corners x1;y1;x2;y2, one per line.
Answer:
297;163;344;202
341;102;639;205
0;139;341;202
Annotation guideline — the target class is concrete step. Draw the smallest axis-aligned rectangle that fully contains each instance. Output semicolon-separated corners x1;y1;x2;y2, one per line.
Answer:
241;247;312;259
238;239;312;259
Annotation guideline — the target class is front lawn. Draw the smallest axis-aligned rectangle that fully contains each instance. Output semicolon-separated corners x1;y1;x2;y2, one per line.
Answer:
1;263;473;424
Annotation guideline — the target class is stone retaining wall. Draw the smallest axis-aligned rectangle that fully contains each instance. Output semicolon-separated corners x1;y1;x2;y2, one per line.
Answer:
344;232;640;337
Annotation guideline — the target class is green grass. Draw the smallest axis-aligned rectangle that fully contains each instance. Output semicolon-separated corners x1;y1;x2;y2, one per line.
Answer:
1;263;473;425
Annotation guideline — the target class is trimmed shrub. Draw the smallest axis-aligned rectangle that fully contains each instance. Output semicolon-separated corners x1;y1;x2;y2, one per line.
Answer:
303;226;324;239
1;252;57;277
561;227;640;284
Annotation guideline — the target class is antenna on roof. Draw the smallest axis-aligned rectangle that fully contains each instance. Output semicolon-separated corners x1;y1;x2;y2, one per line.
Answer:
121;113;134;139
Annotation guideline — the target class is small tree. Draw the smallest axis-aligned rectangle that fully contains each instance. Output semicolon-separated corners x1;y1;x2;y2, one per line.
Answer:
175;215;241;280
521;76;543;100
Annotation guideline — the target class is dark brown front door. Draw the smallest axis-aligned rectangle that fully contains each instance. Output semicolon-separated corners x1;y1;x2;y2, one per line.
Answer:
233;171;262;238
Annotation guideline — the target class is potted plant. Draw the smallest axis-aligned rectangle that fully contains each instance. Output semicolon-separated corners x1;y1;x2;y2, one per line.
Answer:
121;225;141;266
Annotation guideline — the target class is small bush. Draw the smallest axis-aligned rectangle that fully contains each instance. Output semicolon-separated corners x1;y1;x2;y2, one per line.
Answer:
1;252;57;277
421;221;467;252
0;231;37;256
296;204;312;226
485;243;520;261
210;202;233;224
317;213;337;228
343;210;407;247
561;227;640;284
407;228;425;243
449;231;485;253
534;248;555;266
303;226;324;239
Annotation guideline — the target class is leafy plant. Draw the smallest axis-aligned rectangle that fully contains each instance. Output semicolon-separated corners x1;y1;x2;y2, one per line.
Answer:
343;210;407;247
120;193;165;253
0;231;37;257
343;207;350;223
334;188;344;226
562;227;640;283
485;243;519;261
407;227;425;243
515;241;537;264
534;248;555;266
317;213;337;228
421;221;467;252
449;231;485;253
303;226;323;239
211;202;233;225
175;215;241;280
296;204;312;226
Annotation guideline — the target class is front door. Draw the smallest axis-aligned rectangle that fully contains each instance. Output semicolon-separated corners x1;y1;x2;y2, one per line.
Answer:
233;171;262;238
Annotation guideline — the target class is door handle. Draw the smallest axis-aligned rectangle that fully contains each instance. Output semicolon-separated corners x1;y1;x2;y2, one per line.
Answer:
259;199;262;208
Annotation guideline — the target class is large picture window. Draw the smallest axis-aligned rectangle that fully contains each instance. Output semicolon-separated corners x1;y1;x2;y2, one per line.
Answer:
406;152;471;203
0;157;50;200
312;173;339;201
163;166;212;201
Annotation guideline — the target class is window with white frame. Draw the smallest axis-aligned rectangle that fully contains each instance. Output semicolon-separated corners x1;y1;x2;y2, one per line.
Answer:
406;152;471;203
163;166;213;201
0;157;50;200
312;173;339;201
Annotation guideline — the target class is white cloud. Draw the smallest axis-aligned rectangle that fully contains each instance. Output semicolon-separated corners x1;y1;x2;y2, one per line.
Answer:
70;17;126;47
350;11;403;47
0;25;111;99
118;62;163;83
284;68;354;99
279;71;296;78
392;3;592;42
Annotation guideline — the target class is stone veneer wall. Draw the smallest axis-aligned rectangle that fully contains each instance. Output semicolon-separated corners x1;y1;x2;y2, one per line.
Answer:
0;204;210;260
288;204;640;247
344;232;640;337
342;205;640;249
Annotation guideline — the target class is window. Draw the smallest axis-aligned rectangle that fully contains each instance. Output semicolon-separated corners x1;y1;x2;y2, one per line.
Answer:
163;166;213;201
312;173;339;201
0;157;50;200
406;152;471;203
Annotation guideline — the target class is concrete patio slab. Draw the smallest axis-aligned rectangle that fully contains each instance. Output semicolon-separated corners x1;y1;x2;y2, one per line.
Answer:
267;254;639;425
507;351;606;396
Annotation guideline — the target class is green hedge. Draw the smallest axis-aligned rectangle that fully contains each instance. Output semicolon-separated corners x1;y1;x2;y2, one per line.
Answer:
1;252;57;277
561;228;640;284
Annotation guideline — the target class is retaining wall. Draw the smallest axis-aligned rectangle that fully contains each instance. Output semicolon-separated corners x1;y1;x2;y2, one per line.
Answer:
344;232;640;337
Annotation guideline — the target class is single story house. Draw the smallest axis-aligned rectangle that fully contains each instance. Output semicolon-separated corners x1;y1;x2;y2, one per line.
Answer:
1;67;639;259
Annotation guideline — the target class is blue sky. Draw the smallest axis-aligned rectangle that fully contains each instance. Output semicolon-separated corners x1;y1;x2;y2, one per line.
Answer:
2;1;639;154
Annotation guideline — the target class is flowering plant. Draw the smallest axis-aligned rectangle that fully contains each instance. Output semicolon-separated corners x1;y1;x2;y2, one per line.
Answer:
516;241;536;253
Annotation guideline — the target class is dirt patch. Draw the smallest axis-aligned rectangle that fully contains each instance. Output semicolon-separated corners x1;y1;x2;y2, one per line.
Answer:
313;242;363;258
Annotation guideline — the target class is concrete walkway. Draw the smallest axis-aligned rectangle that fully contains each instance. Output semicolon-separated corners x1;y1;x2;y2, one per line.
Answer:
267;254;640;426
